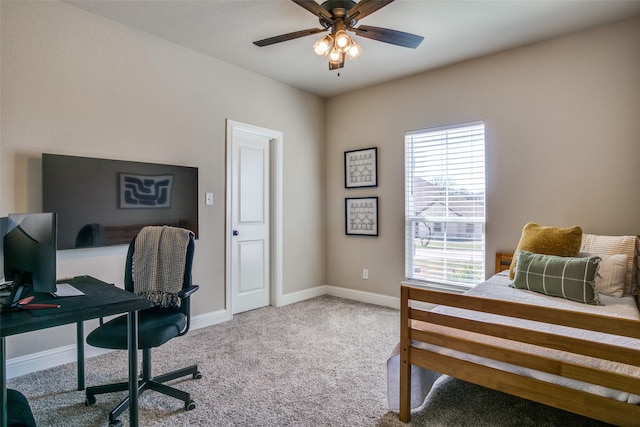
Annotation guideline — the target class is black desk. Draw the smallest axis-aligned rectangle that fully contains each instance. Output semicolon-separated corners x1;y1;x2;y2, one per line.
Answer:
0;276;151;427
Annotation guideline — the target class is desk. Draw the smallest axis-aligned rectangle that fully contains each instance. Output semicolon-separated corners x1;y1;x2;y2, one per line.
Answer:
0;276;151;427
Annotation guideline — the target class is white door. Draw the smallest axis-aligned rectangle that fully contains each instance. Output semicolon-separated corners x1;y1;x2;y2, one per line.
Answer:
230;125;271;314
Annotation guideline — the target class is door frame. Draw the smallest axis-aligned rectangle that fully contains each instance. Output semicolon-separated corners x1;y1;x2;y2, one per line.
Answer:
225;119;283;319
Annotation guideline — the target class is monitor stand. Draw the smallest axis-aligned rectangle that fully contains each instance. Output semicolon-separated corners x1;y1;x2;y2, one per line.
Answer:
9;283;27;305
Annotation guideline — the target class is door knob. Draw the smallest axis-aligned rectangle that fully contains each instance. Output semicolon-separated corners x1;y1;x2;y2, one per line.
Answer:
232;230;239;236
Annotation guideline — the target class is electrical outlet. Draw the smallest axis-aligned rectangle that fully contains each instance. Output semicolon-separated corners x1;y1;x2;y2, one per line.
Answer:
362;269;368;280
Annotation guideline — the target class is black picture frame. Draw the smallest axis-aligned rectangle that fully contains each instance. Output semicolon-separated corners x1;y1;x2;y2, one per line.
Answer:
345;197;378;236
344;147;377;188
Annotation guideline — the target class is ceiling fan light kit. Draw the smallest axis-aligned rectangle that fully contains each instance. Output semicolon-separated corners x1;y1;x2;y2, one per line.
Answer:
253;0;424;71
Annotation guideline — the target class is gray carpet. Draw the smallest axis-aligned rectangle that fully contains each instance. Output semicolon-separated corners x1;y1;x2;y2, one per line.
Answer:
8;295;612;426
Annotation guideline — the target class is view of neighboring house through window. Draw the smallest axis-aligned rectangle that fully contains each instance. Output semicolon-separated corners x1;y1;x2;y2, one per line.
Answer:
405;121;485;288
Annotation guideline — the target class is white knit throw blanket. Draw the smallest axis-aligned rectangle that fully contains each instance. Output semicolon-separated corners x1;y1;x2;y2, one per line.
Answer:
133;226;192;308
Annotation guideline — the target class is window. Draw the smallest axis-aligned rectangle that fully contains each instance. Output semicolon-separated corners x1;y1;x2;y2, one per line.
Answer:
405;121;485;288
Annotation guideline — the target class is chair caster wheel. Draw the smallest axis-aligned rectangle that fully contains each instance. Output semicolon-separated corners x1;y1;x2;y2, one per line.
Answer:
185;400;196;411
85;395;96;406
108;420;123;427
193;371;203;380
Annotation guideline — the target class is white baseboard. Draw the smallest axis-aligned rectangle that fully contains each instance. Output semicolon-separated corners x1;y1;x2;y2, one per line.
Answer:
6;344;111;380
7;286;396;379
6;309;230;380
277;285;328;306
325;286;400;309
190;308;229;330
276;285;399;309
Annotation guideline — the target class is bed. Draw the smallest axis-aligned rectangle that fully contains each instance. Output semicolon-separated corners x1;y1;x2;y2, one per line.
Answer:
388;231;640;426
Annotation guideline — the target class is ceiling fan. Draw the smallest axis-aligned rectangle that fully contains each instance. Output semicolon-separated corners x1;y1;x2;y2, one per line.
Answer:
253;0;424;70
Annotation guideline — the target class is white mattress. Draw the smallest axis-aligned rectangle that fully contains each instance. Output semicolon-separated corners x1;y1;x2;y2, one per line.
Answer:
387;272;640;410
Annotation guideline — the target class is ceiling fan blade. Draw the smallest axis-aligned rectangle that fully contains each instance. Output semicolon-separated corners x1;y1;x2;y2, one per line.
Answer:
353;25;424;48
347;0;394;21
292;0;333;20
253;28;326;47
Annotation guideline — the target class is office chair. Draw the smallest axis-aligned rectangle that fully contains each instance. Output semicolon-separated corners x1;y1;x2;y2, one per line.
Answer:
7;389;37;427
85;226;201;427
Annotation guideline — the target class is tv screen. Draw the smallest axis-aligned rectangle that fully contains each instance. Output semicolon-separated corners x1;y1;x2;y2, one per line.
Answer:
42;154;199;250
4;212;57;295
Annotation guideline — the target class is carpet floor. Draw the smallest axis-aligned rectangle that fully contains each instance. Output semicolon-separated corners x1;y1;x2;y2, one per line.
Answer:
8;295;612;426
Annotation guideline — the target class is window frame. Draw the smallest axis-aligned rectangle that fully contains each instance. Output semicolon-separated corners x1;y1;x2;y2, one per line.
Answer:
404;121;486;290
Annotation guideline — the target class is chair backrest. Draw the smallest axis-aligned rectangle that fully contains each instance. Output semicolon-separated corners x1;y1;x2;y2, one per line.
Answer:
124;226;195;315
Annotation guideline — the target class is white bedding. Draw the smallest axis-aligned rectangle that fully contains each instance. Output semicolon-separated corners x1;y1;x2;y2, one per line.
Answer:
387;271;640;411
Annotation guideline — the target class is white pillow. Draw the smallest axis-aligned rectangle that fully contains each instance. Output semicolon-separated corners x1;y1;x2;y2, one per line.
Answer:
580;252;627;297
581;234;637;295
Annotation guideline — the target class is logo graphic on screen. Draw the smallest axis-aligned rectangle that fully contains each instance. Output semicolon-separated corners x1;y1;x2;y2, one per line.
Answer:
120;174;173;208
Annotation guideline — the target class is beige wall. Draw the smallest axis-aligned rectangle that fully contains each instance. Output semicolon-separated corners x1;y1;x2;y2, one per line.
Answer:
325;17;640;297
1;2;326;358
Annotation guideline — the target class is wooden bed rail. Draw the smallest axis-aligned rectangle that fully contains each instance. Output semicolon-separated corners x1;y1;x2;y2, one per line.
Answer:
399;285;640;426
407;286;640;340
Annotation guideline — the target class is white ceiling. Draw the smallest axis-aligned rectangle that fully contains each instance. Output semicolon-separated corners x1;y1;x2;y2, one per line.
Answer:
66;0;640;98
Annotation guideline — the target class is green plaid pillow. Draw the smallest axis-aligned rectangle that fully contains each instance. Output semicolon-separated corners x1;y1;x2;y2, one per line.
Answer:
512;250;601;305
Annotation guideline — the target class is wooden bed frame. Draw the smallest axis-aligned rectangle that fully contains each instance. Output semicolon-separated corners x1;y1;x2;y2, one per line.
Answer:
399;253;640;426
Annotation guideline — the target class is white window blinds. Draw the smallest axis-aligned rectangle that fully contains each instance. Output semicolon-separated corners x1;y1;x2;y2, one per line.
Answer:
405;121;486;287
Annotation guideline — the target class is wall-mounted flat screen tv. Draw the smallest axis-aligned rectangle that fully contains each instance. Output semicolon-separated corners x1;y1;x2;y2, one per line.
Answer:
43;153;198;250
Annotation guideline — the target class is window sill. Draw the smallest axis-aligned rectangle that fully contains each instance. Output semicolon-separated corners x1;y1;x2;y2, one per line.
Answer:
401;279;471;294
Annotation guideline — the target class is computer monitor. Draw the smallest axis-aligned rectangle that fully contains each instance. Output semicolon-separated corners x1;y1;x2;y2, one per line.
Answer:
4;213;57;301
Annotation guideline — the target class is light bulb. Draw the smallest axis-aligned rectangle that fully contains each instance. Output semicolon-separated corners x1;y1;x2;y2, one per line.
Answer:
334;30;350;50
329;50;345;70
346;40;362;59
329;48;341;63
313;35;333;56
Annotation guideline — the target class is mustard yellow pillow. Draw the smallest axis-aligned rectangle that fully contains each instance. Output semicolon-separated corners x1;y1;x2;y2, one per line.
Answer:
509;222;583;279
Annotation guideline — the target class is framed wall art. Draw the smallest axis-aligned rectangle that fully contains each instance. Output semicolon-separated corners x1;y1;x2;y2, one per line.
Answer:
345;197;378;236
344;147;377;188
120;173;173;208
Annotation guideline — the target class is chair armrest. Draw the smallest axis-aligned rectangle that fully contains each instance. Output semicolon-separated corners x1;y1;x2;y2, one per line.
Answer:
178;285;199;299
177;285;199;336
